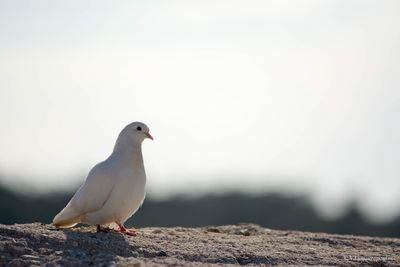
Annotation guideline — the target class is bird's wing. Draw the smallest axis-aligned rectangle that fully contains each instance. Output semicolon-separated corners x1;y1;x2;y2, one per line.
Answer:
69;161;116;214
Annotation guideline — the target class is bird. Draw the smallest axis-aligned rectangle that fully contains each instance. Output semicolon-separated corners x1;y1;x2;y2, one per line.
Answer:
52;121;153;236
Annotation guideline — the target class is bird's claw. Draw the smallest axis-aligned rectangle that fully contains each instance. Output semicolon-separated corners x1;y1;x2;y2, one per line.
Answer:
96;223;138;236
122;229;138;236
117;223;138;236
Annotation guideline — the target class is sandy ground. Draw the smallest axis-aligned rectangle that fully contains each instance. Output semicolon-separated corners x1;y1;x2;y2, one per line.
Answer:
0;223;399;266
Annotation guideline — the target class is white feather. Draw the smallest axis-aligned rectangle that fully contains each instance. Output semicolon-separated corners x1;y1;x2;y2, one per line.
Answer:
53;122;151;228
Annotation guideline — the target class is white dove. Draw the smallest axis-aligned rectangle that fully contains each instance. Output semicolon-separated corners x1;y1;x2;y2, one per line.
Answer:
53;122;153;236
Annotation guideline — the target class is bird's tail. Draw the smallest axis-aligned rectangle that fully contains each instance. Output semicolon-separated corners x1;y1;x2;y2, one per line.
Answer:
52;204;82;228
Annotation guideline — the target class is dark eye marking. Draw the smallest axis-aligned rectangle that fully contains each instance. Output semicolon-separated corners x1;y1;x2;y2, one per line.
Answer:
136;126;142;131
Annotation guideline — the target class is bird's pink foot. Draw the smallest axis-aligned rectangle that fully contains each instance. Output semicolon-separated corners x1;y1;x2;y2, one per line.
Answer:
123;229;138;236
117;223;138;236
96;224;111;233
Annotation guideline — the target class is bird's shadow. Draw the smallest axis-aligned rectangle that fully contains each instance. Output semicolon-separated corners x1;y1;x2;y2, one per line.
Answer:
53;225;136;266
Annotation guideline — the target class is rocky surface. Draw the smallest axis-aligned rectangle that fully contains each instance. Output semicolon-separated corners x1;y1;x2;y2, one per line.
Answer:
0;223;399;266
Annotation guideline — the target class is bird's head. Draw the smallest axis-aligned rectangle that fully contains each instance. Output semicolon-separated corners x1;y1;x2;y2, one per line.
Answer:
116;122;153;149
125;121;153;141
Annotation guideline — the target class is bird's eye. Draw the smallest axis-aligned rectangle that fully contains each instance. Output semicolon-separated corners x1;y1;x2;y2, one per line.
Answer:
136;126;142;131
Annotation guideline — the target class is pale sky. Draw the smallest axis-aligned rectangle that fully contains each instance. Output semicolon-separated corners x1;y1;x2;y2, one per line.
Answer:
1;0;400;221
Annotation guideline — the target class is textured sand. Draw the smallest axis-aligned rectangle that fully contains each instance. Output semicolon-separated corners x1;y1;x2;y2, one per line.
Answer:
0;223;399;266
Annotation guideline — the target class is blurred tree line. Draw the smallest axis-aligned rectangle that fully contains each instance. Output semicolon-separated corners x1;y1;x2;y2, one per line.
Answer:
0;184;399;237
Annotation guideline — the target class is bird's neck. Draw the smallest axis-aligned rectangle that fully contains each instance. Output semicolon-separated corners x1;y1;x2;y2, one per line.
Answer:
112;138;144;166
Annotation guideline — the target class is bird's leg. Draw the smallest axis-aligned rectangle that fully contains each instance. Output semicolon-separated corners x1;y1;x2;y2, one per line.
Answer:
96;224;111;233
116;222;138;236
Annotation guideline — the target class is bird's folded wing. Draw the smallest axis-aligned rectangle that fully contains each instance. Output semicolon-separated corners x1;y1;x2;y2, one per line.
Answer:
69;162;115;214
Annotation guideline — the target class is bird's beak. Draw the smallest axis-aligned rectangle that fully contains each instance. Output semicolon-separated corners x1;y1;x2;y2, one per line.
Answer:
145;132;154;140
